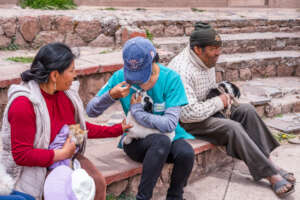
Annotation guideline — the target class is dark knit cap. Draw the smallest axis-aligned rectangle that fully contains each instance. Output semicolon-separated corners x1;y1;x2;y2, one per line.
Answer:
190;21;222;48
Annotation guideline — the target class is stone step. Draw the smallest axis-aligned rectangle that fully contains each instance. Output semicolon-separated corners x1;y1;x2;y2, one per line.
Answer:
133;12;300;36
264;112;300;134
0;7;299;49
83;100;232;194
234;77;300;118
84;138;222;183
0;48;299;89
106;78;300;119
87;76;300;126
85;134;231;197
86;78;300;126
154;32;300;55
215;50;300;82
0;47;299;125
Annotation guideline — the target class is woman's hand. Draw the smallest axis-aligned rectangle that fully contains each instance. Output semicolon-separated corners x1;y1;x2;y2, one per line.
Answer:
109;81;131;99
62;136;76;158
53;136;76;162
130;93;142;105
121;119;133;132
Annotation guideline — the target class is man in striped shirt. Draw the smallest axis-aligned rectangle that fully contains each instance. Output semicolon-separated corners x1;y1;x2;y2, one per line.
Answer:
168;21;295;198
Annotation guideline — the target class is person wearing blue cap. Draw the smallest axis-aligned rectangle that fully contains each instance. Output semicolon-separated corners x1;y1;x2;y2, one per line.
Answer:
86;36;195;200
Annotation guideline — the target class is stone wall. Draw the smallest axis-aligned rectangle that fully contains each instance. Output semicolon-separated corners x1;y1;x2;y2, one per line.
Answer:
0;15;121;49
269;0;300;8
74;0;228;7
74;0;300;8
1;55;300;126
0;0;17;4
228;0;265;7
216;57;300;82
0;14;299;50
0;71;113;127
0;0;299;7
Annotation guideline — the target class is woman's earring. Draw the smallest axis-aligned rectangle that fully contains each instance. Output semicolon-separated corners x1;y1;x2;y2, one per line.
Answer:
54;82;56;90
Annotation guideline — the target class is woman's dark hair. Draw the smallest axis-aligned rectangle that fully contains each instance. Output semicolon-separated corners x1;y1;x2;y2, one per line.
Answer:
153;53;159;63
21;42;76;83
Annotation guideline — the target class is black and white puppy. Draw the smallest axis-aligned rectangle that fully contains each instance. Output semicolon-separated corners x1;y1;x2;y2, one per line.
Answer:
123;89;175;145
206;81;241;118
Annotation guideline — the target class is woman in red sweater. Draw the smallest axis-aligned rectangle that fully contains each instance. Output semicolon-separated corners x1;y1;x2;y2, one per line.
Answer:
3;43;131;200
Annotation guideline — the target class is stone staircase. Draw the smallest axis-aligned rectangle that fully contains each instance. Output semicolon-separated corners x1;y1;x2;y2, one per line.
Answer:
0;6;300;198
154;32;300;55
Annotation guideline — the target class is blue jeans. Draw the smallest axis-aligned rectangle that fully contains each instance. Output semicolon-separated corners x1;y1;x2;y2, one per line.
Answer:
0;190;35;200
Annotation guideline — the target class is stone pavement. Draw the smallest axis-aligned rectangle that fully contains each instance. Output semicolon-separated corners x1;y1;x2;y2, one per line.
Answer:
83;133;300;200
182;143;300;200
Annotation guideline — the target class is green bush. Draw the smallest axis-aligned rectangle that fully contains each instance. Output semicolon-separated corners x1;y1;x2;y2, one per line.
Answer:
6;56;34;63
20;0;77;10
104;7;117;10
145;29;153;42
191;8;205;12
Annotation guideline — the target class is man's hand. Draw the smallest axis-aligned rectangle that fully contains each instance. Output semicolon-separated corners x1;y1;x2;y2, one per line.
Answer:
219;93;231;108
109;81;131;99
121;119;133;132
130;92;142;105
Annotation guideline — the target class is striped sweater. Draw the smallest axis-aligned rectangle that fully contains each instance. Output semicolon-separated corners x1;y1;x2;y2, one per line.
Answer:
168;46;224;123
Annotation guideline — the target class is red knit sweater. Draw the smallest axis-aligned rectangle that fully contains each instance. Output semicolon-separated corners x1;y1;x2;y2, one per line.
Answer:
8;89;123;167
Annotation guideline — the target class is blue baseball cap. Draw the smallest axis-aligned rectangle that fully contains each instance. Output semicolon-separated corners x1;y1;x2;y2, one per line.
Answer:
123;37;156;85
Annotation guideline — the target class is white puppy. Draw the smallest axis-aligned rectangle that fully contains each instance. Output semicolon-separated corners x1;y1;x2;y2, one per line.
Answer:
123;89;175;145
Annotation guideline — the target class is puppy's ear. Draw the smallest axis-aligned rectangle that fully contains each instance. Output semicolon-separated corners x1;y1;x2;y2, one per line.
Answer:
230;83;241;98
143;97;153;113
219;82;229;93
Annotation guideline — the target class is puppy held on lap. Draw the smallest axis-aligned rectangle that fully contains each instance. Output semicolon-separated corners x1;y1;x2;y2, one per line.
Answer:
206;81;241;118
123;91;174;145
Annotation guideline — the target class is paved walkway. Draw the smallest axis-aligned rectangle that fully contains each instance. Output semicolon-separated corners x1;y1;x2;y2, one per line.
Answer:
181;143;300;200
